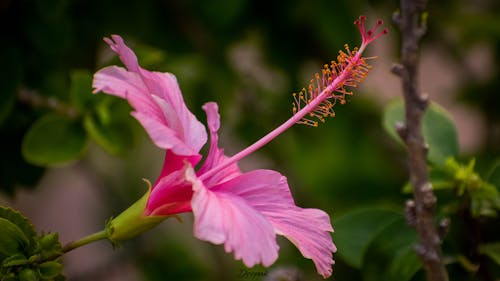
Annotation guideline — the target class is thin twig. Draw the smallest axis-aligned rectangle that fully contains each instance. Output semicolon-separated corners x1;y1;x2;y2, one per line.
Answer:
392;1;449;281
17;88;79;118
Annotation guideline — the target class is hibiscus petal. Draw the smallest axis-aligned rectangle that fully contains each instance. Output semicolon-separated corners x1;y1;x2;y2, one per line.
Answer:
141;71;207;153
197;102;240;186
92;35;207;156
187;166;279;267
157;150;201;180
264;207;336;278
92;66;159;116
132;110;199;156
145;163;193;216
211;169;335;278
104;35;141;72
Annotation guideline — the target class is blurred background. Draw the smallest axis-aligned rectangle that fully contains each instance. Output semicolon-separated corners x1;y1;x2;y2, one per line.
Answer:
1;0;499;280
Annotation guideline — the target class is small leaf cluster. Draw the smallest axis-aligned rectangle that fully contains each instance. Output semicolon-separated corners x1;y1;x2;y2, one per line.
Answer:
328;99;500;281
434;158;500;218
380;98;500;278
383;99;500;217
0;207;64;281
21;70;136;167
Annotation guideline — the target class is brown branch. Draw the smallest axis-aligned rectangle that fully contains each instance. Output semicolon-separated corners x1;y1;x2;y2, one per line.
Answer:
17;88;79;118
393;1;449;281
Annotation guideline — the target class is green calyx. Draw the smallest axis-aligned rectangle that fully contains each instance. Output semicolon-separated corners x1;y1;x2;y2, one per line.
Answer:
106;181;168;244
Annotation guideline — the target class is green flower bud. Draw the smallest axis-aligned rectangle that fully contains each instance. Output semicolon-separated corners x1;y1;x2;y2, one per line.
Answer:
19;268;39;281
38;261;62;279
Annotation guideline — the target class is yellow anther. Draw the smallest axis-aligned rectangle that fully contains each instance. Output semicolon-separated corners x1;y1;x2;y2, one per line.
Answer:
291;40;373;127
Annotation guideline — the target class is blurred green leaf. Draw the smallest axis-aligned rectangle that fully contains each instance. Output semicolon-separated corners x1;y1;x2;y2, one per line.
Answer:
333;208;401;268
0;207;37;249
83;98;135;156
445;158;479;195
453;255;480;273
428;168;456;191
479;242;500;266
469;182;500;217
0;218;29;260
383;99;408;145
37;233;59;252
419;102;459;166
2;253;29;267
486;159;500;187
382;99;459;167
403;167;456;194
38;261;62;279
362;218;421;281
69;69;95;112
33;233;62;262
19;268;39;281
445;158;500;217
22;114;87;166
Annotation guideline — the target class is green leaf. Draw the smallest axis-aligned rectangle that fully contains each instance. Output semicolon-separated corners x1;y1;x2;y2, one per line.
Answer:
69;69;95;112
469;182;500;217
84;98;134;156
0;218;29;259
443;158;500;217
38;261;62;279
486;159;500;187
333;208;401;268
19;268;39;281
382;98;459;166
33;233;62;261
428;168;456;191
402;167;455;194
382;99;405;146
479;242;500;265
38;233;60;251
2;253;29;267
0;207;36;249
22;114;87;166
362;218;421;281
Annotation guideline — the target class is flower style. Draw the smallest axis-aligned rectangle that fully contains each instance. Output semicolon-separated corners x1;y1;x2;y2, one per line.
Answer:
92;16;385;279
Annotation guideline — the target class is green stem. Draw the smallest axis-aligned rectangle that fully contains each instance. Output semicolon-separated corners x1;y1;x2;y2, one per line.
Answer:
37;230;108;264
61;230;108;253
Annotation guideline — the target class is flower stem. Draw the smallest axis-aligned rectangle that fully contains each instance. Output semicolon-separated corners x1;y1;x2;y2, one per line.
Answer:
36;230;108;264
61;230;108;254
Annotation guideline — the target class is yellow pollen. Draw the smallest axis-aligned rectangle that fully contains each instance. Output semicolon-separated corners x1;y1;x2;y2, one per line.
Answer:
291;43;374;127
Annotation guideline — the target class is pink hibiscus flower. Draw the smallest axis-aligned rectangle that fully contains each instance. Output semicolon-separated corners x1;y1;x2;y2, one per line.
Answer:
93;16;385;279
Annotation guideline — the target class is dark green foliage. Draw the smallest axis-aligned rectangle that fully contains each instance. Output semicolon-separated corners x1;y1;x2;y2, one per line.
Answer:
333;208;401;268
362;218;421;281
0;207;64;280
138;239;210;281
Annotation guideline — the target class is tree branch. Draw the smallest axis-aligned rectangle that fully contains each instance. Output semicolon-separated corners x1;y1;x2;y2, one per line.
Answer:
17;88;79;118
393;1;449;281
